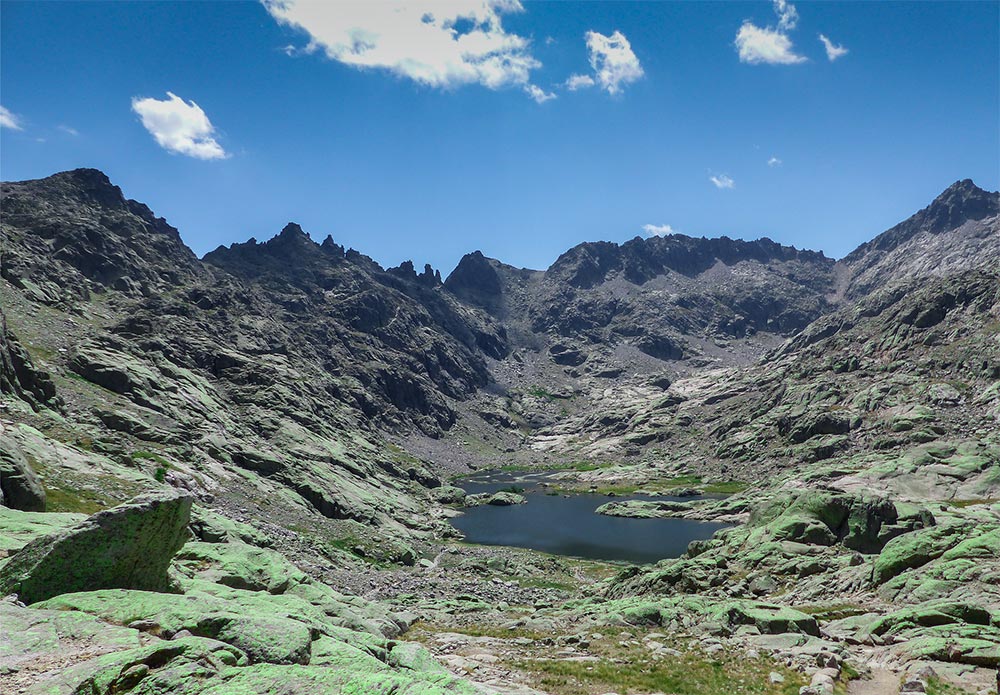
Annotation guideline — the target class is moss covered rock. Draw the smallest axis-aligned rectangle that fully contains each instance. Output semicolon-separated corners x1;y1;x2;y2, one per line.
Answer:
872;523;967;585
0;490;192;603
173;542;308;594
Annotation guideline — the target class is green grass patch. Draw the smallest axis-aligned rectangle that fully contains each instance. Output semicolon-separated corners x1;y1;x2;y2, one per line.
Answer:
515;648;805;695
44;486;108;515
526;386;557;400
130;451;170;482
798;603;868;621
515;576;578;592
926;674;979;695
947;498;999;508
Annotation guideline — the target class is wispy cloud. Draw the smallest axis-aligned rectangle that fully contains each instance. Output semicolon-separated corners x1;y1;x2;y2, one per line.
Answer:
818;34;849;61
564;73;595;91
262;1;540;93
1;105;23;131
642;223;676;237
710;174;735;189
57;125;79;136
525;84;556;103
585;30;644;95
735;0;806;65
768;156;782;167
774;0;798;31
131;92;228;160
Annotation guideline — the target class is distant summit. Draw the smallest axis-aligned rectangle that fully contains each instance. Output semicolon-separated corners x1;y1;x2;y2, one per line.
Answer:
842;179;999;299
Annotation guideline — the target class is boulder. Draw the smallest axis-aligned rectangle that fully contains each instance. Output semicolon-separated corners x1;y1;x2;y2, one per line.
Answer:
0;490;192;603
872;523;967;585
430;485;466;505
0;434;46;511
486;491;527;506
754;489;928;554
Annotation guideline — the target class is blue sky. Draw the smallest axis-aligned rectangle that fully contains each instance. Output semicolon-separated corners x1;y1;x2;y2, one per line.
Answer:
2;1;997;275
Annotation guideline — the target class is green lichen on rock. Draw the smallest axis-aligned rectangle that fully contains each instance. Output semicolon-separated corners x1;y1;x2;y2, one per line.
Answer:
189;507;272;546
0;599;141;670
430;485;466;505
571;595;819;637
872;522;968;585
173;541;308;594
595;499;697;518
197;663;477;695
0;506;85;553
752;488;926;554
0;490;192;604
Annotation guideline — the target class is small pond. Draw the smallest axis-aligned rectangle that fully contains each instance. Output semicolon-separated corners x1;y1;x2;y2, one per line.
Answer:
449;471;731;565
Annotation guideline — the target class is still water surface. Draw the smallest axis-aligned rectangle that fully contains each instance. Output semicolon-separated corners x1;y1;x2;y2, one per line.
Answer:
449;471;731;564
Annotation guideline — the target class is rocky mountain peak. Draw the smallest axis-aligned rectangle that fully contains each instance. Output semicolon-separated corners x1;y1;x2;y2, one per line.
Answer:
840;180;999;300
0;169;201;301
923;178;998;230
844;180;998;266
444;251;504;311
48;168;128;209
277;222;310;240
547;234;832;289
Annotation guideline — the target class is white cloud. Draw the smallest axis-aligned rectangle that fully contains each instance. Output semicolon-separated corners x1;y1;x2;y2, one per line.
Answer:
735;22;805;65
262;0;540;91
642;223;676;237
131;92;228;160
768;156;782;167
1;105;23;130
584;30;643;95
525;84;556;103
734;0;807;65
564;73;595;91
819;34;849;61
774;0;798;31
710;174;735;189
58;125;79;136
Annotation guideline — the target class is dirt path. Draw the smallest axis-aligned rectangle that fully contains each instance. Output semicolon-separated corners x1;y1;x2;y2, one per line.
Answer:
847;668;900;695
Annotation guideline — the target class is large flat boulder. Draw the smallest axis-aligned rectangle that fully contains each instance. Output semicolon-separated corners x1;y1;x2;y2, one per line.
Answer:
0;490;191;604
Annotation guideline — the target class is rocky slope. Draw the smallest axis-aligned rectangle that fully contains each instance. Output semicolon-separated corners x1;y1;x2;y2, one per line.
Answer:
1;169;998;695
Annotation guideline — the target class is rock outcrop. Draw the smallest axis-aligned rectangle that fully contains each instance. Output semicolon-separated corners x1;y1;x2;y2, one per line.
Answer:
0;434;46;511
0;490;192;603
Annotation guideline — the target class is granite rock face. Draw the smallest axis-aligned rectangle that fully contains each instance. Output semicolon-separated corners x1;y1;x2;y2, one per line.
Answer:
0;433;46;511
0;490;192;603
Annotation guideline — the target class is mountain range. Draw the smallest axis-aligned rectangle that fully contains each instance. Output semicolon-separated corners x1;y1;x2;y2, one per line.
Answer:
1;169;998;694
